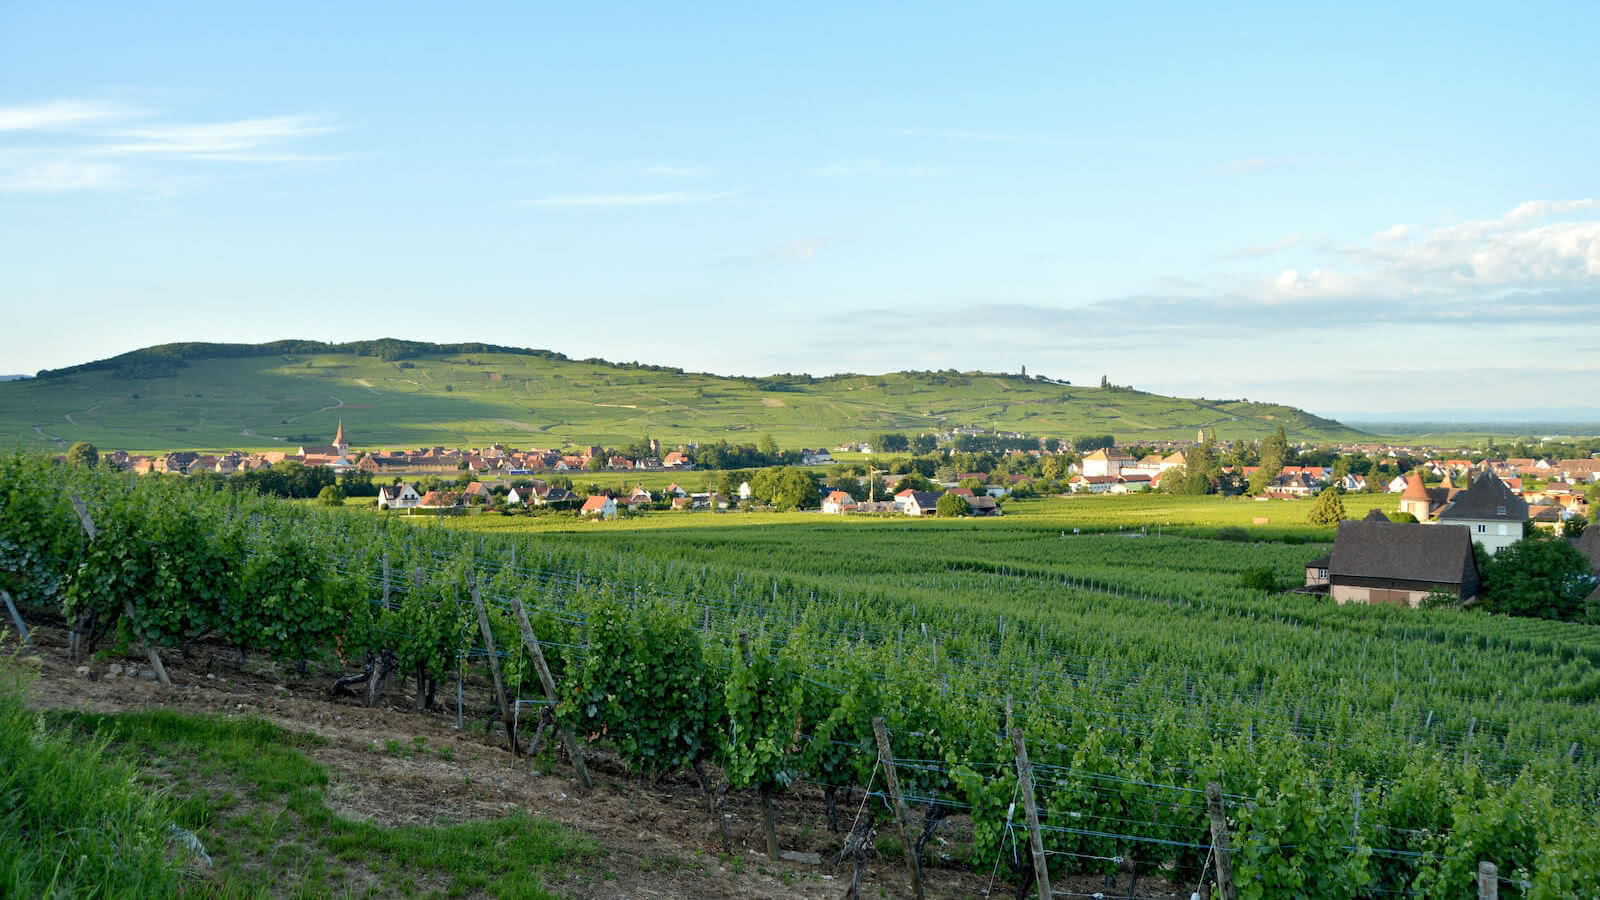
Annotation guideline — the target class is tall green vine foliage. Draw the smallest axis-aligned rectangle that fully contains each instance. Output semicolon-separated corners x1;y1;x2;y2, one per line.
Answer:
5;453;1600;897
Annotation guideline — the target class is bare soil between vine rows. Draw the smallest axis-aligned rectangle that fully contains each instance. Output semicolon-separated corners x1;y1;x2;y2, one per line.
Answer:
13;620;1188;899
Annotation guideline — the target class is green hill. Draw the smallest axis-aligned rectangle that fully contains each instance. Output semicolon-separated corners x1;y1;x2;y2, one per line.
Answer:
0;340;1365;453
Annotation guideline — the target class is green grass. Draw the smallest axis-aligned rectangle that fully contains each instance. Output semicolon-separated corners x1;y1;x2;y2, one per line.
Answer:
22;699;599;898
0;657;183;898
0;342;1367;454
424;490;1398;541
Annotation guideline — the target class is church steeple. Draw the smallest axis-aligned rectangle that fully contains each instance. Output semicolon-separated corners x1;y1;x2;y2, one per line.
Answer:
333;419;347;451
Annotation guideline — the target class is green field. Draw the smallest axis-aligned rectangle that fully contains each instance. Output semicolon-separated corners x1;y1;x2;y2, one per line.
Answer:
0;340;1367;454
446;491;1394;540
11;456;1600;895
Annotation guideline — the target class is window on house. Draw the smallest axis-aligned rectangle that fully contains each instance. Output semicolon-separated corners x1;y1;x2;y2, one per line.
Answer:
1477;524;1487;533
1498;524;1508;535
1496;505;1506;516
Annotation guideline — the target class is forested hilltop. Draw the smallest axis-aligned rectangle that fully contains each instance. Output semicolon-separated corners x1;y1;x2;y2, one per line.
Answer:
1;340;1364;452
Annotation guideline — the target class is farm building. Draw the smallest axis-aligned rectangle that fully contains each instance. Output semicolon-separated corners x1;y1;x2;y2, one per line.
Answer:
580;496;617;519
416;490;462;510
822;490;857;514
1323;518;1480;608
902;491;941;517
376;483;421;510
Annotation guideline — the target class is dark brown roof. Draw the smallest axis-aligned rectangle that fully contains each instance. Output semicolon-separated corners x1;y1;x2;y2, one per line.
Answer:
1572;527;1600;572
1363;509;1389;522
1328;520;1478;586
1438;472;1528;522
1305;552;1332;569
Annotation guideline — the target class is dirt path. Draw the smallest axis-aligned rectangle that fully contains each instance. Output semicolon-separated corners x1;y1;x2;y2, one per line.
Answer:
64;403;100;426
14;624;1049;899
32;424;65;445
286;396;344;425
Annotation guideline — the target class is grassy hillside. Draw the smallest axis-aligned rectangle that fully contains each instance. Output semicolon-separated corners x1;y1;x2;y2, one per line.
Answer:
0;340;1366;453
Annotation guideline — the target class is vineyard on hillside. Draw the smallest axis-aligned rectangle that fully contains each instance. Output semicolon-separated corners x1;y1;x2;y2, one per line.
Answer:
4;453;1600;897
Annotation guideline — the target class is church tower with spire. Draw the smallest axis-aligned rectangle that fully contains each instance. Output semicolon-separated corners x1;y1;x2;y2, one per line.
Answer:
332;419;348;454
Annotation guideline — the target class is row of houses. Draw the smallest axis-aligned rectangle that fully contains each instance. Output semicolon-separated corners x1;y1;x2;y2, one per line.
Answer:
1398;469;1592;547
360;444;696;475
821;487;1001;516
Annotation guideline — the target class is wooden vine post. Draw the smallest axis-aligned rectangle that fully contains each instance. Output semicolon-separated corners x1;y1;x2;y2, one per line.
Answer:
467;568;519;755
409;567;432;713
1008;697;1052;900
2;589;30;647
871;716;925;900
365;553;391;706
69;494;169;686
509;597;592;791
1478;860;1498;899
1205;782;1238;900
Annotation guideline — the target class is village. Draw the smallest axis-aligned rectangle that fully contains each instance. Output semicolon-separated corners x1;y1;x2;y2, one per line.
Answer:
86;421;1598;521
69;419;1600;618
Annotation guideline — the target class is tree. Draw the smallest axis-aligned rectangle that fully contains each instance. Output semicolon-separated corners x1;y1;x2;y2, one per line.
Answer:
1564;517;1588;538
1479;535;1597;622
1177;440;1218;495
1307;488;1346;526
765;468;819;511
936;492;969;517
910;433;938;454
894;472;934;494
1074;435;1115;453
758;433;780;460
1259;426;1288;475
1160;464;1187;493
316;485;345;506
873;433;910;453
65;442;98;468
585;455;605;472
337;470;378;497
1040;456;1066;482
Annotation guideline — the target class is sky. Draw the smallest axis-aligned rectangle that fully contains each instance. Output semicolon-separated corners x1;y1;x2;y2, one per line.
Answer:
2;2;1598;419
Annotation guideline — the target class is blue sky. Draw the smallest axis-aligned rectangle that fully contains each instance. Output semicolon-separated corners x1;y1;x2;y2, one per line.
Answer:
3;2;1597;418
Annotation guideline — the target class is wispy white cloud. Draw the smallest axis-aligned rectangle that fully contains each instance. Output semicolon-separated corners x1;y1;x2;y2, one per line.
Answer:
1372;223;1413;242
93;115;334;158
1222;233;1302;260
1325;198;1600;296
0;100;344;193
525;190;737;207
812;160;942;177
0;100;141;132
834;198;1600;383
1502;198;1595;225
0;155;123;192
889;127;1020;142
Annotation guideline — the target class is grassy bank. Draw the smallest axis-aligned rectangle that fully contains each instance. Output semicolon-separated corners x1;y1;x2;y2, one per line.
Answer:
0;655;598;898
0;656;183;897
